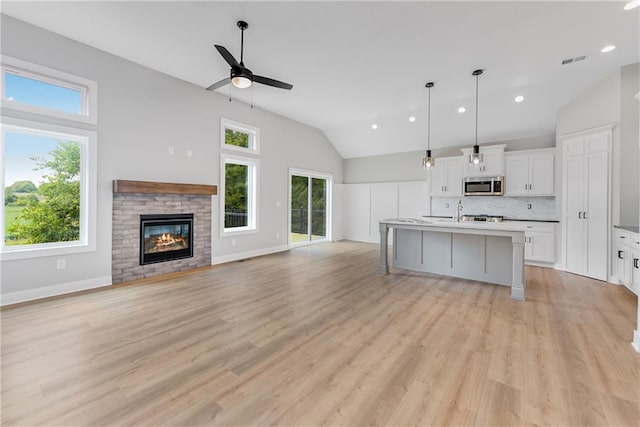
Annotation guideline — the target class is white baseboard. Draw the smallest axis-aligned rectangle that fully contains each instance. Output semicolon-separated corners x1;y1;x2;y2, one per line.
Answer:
632;330;640;353
211;245;289;265
1;275;112;306
525;260;555;268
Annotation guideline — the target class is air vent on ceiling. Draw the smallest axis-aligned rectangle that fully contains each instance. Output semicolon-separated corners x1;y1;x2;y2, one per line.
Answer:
561;55;588;65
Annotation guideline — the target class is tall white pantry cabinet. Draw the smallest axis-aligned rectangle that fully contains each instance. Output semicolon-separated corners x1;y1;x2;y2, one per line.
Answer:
561;126;612;281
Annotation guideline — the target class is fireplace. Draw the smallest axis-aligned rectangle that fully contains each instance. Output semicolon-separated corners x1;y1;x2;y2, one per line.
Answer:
140;213;193;265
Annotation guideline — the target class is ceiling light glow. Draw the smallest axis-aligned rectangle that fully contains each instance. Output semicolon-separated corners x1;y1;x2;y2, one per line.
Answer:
458;107;466;113
409;116;416;122
371;124;378;130
601;45;616;53
624;1;640;10
514;95;524;103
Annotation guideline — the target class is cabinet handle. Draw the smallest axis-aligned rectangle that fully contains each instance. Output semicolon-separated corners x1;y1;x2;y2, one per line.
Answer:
618;250;624;259
578;212;583;219
525;184;528;190
583;211;588;219
635;258;639;269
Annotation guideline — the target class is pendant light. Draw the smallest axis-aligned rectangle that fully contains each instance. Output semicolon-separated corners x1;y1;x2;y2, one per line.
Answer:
422;82;435;169
469;69;484;166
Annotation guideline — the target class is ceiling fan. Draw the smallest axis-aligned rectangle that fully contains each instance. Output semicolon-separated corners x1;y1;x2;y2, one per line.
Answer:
206;20;293;92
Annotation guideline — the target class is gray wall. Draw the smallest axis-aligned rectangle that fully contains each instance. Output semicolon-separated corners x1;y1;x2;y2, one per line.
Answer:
0;15;343;297
620;63;640;227
343;135;554;184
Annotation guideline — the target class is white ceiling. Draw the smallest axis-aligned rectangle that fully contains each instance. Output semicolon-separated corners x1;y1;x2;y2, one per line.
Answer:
3;1;639;158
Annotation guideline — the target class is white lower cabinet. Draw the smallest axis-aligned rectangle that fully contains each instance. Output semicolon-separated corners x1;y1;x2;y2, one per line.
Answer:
521;222;556;264
615;229;640;296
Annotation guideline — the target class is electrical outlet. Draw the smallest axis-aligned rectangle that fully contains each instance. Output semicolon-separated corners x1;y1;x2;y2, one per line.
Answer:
276;201;281;208
276;233;280;240
186;149;193;158
168;146;174;155
231;238;236;246
56;259;65;269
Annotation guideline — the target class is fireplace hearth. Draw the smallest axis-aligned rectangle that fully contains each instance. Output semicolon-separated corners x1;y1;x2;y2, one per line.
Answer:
140;213;193;265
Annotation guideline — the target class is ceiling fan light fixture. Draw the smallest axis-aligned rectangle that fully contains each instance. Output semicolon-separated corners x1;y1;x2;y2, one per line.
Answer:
231;75;252;89
624;1;640;10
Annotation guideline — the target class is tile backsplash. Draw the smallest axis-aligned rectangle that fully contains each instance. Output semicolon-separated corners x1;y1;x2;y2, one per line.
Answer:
430;196;557;220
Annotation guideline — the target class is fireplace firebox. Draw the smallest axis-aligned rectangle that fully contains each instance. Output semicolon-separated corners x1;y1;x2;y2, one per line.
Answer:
140;213;193;265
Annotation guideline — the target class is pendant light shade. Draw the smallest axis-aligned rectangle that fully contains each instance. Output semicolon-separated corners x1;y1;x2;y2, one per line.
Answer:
422;82;435;169
469;69;484;166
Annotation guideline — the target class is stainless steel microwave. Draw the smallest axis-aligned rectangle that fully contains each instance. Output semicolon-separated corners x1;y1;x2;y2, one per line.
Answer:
463;176;504;196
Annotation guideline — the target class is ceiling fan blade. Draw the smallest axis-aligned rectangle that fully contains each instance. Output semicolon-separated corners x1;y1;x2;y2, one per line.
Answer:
206;77;230;91
253;75;293;90
214;45;239;68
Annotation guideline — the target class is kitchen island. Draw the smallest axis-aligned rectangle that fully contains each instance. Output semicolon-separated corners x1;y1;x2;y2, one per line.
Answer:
379;219;526;300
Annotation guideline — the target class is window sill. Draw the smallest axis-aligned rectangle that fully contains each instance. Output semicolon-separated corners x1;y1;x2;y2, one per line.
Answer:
0;241;95;261
221;227;259;237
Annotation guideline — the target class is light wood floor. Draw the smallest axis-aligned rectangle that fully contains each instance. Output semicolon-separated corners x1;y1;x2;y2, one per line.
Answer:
2;241;638;426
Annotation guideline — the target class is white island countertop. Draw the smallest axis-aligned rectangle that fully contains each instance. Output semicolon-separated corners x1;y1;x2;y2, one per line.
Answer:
381;218;528;233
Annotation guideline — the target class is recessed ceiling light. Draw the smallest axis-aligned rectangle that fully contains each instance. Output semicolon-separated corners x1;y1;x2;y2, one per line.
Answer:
624;1;640;10
601;45;616;53
458;107;466;113
514;95;524;103
371;124;378;130
409;116;416;122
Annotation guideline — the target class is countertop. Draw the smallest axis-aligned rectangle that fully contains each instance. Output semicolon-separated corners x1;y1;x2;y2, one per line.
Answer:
382;218;526;233
421;216;559;223
614;225;640;234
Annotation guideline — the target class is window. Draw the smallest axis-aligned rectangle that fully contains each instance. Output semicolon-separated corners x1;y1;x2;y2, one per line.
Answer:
0;57;97;260
220;117;259;154
1;56;97;124
220;154;258;235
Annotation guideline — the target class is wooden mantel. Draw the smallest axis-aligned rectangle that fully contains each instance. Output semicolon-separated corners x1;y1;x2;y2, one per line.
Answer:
113;180;217;196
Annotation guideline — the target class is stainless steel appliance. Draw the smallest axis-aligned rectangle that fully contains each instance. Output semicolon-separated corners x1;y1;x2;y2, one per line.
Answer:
463;176;504;196
460;215;504;222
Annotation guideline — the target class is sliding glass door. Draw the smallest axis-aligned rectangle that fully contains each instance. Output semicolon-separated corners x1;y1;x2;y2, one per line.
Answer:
290;170;331;245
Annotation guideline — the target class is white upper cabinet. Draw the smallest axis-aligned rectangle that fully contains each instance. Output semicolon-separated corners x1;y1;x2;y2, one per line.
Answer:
504;148;555;196
461;144;506;177
429;156;463;197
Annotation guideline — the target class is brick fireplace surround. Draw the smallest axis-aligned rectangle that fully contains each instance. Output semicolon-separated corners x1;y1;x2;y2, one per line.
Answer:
111;180;216;284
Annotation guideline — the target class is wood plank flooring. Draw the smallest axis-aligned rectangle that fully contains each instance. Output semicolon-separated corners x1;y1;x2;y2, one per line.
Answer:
2;241;638;426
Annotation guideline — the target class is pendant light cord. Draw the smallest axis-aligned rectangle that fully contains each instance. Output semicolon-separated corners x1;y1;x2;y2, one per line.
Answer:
475;73;479;146
240;27;245;64
427;86;431;151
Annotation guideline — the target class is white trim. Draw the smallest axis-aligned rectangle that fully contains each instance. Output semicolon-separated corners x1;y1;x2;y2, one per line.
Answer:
1;275;111;306
0;117;97;260
1;55;98;125
288;168;333;247
632;329;640;353
559;123;615;139
220;117;260;155
219;153;259;236
211;245;289;265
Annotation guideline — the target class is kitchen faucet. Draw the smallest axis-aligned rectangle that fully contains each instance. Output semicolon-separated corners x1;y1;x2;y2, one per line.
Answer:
456;200;463;222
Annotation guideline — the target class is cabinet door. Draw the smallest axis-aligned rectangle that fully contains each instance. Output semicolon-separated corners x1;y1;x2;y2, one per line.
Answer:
429;163;447;196
616;244;631;285
504;155;529;196
398;182;429;218
527;232;555;263
564;155;586;275
444;162;463;196
528;153;555;196
585;151;608;281
631;249;640;296
482;151;504;176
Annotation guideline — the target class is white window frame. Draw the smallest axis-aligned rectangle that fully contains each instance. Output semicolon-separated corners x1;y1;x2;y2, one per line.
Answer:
1;55;98;125
220;153;259;236
220;117;260;155
288;168;333;247
0;117;97;260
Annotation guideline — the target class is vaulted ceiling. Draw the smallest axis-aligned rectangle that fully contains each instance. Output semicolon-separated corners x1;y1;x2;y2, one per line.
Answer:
3;1;639;158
